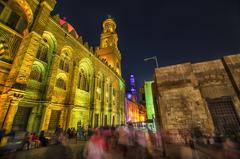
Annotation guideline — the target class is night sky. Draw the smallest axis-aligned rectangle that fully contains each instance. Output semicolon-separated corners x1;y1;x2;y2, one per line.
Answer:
53;0;240;90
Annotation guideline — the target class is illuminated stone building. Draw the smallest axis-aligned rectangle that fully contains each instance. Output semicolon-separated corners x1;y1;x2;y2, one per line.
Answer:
125;94;146;123
154;55;240;138
0;0;125;145
143;81;156;130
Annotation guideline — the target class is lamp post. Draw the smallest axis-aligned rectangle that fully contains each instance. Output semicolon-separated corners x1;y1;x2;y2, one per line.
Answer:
144;56;167;157
144;56;159;68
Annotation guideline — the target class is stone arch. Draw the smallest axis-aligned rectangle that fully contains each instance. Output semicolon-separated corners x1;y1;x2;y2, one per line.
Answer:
42;31;57;54
15;0;33;25
78;58;94;91
40;31;57;63
79;58;94;77
55;73;67;90
56;73;68;82
28;61;45;84
61;46;73;58
32;61;46;75
59;46;73;73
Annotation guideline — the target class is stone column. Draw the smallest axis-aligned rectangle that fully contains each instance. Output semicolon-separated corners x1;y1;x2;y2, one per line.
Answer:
0;89;24;146
39;105;51;131
26;106;37;132
89;75;96;127
68;63;79;104
0;94;10;128
59;108;66;129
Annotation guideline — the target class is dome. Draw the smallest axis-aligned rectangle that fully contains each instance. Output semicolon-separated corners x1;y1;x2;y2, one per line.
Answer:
59;17;79;39
102;16;116;33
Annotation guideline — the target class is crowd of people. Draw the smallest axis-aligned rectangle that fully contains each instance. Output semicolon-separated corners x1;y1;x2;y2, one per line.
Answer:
83;123;162;159
2;123;240;158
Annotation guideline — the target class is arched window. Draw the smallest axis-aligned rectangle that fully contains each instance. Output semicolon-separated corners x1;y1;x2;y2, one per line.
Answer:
65;62;69;72
59;54;70;73
36;41;48;63
78;69;89;91
30;67;42;82
56;78;66;90
78;72;82;89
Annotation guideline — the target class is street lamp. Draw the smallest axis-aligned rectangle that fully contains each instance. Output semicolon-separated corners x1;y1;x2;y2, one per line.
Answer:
144;56;159;68
144;56;167;157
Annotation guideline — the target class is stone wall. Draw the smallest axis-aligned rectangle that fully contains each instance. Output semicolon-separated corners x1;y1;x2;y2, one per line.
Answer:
154;56;240;137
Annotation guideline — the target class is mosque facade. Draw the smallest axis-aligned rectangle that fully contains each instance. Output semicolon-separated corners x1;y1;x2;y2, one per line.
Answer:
0;0;125;145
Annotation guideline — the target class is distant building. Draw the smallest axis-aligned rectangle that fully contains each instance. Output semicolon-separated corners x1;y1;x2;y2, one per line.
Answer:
125;75;147;124
144;81;156;130
138;86;146;105
154;55;240;138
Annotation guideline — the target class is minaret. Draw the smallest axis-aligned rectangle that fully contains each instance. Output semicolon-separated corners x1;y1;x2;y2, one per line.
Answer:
96;16;122;76
130;74;137;102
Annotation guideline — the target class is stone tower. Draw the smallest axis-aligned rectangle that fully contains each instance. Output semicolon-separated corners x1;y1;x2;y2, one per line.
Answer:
96;16;122;76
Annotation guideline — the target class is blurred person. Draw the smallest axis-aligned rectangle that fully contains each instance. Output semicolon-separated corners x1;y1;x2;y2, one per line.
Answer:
39;130;48;146
189;137;199;159
103;126;112;150
135;129;153;159
223;137;237;159
79;126;84;140
67;128;71;139
189;138;195;149
7;129;15;143
87;126;93;139
110;126;117;149
146;130;154;158
0;128;6;144
128;123;136;147
55;125;62;136
83;128;107;159
155;130;162;149
58;132;69;145
21;132;31;150
32;132;40;148
72;127;77;138
118;124;129;157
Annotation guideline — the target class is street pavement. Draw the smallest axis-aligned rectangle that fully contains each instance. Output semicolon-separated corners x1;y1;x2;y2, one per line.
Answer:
0;141;234;159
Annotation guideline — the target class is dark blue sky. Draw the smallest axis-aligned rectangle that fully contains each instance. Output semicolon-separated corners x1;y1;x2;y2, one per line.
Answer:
53;0;240;90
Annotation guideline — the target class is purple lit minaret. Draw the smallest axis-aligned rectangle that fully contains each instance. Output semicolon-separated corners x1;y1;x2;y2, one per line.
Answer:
130;75;137;101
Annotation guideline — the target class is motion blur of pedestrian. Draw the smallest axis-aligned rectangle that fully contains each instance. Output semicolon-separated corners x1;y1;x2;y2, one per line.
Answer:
117;124;129;157
83;128;107;159
39;130;48;146
79;126;84;140
21;132;31;150
223;137;238;159
189;137;195;149
87;126;93;139
135;129;153;159
0;128;6;144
